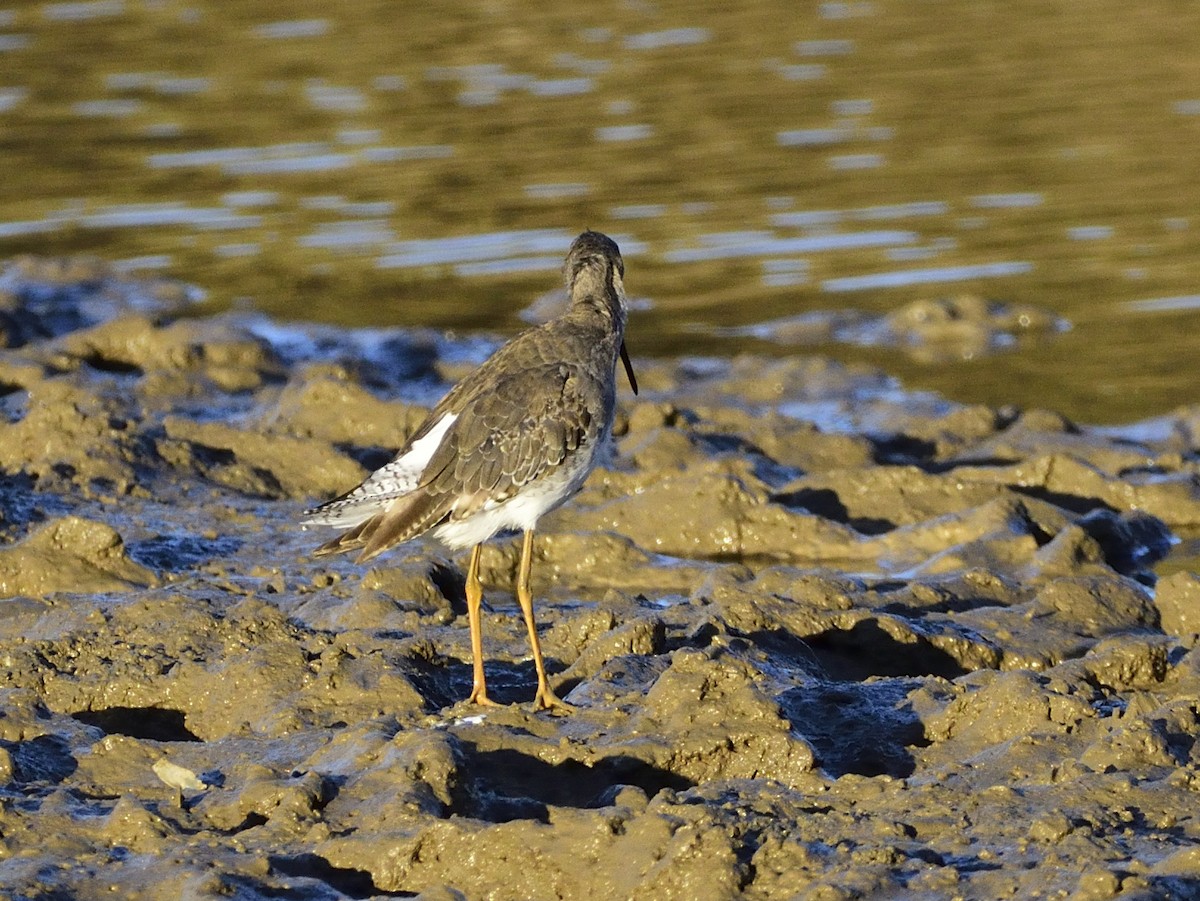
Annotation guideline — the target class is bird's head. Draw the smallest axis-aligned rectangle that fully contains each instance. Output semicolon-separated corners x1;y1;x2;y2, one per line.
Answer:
563;230;637;395
564;230;626;311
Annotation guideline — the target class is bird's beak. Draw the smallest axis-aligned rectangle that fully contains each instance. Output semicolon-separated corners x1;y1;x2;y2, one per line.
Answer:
620;340;638;395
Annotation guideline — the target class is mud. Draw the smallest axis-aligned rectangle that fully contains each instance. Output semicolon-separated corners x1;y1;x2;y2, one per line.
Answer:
1;260;1199;900
712;294;1069;364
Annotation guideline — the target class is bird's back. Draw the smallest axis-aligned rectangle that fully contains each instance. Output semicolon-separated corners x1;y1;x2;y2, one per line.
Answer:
304;307;621;559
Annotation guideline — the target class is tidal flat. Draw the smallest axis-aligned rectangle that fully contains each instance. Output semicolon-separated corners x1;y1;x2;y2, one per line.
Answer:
0;261;1197;899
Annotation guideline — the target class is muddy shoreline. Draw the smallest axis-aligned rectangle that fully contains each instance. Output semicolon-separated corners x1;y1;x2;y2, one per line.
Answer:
1;259;1198;900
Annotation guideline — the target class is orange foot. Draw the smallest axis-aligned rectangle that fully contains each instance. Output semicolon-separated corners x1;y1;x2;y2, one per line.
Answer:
533;686;574;712
467;686;501;707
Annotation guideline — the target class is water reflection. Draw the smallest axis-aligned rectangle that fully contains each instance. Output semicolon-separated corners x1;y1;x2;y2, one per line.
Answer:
827;153;885;170
105;73;211;94
375;230;578;270
304;81;369;113
768;63;827;81
300;221;394;251
0;1;1196;422
796;40;856;55
251;19;330;39
527;78;595;97
523;183;591;199
73;99;141;118
0;203;261;237
0;88;26;111
823;261;1033;292
623;28;711;50
969;193;1044;209
708;293;1065;363
148;143;453;173
1066;226;1114;241
595;124;654;142
43;1;124;22
1124;295;1200;313
610;204;667;220
665;230;916;262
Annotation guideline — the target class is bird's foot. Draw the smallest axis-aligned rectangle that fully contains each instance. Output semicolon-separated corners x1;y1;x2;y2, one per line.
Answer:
467;686;501;707
533;685;574;712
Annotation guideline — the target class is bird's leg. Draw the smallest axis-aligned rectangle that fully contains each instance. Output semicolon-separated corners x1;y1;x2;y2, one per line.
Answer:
465;543;496;705
516;529;568;710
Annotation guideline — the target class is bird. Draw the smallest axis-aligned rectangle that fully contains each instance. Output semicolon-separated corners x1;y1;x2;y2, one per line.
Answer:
302;230;637;709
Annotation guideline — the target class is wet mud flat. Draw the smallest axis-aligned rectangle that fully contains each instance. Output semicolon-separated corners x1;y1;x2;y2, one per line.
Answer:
1;259;1199;900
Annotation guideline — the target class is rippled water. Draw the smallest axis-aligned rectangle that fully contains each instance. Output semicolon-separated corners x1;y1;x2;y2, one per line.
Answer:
1;1;1198;422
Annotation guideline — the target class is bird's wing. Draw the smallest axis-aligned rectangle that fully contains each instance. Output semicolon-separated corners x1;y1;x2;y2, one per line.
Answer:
301;410;457;528
304;322;560;530
318;360;595;562
422;360;594;517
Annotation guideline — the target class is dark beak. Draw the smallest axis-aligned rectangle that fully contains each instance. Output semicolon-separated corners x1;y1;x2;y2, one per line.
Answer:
620;340;638;395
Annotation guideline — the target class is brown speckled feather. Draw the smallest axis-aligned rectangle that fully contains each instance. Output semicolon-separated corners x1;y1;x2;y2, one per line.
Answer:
315;331;605;562
303;229;633;561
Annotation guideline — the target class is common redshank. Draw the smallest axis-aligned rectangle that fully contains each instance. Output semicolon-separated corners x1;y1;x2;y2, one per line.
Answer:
303;230;637;709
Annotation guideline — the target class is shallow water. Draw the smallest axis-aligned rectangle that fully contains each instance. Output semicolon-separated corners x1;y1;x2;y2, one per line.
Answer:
1;1;1198;423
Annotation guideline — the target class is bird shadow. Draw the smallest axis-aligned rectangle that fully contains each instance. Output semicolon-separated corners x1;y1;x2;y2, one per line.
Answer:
777;680;929;778
450;742;693;823
407;657;573;711
1;734;78;785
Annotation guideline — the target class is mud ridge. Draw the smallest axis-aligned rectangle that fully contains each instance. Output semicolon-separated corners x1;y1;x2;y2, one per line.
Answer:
1;261;1198;899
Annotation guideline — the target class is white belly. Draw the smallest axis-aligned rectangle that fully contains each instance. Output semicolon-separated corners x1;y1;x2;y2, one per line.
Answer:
432;441;599;549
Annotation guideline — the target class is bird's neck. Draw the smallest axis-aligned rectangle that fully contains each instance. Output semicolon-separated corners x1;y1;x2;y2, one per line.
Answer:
570;290;626;339
569;267;626;330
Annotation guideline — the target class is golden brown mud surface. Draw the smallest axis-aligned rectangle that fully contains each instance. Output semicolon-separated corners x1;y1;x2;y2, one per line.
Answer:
1;261;1199;899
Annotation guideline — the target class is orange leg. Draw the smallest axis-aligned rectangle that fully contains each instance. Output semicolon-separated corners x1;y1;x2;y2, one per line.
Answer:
516;530;568;710
464;544;496;706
